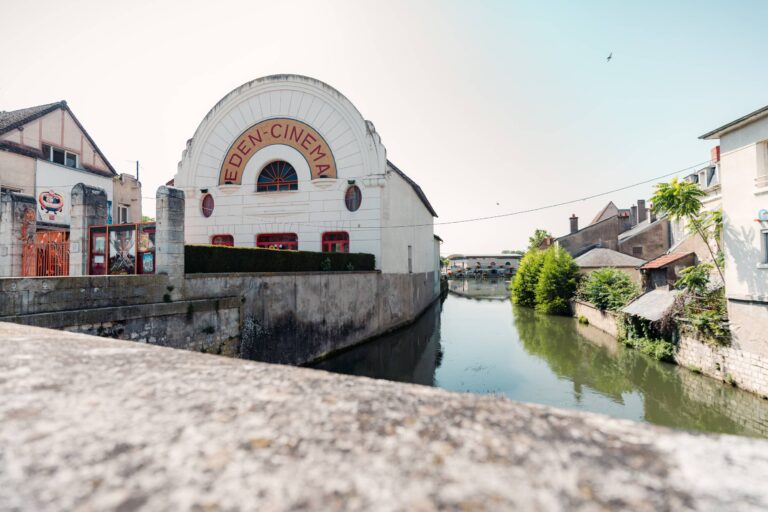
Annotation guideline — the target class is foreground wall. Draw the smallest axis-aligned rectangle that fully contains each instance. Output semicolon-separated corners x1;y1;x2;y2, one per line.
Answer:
0;270;438;365
3;322;768;511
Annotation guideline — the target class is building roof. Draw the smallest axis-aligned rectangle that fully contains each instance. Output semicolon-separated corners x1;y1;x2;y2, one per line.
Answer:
617;216;665;242
0;101;117;176
387;160;438;218
639;252;694;270
622;288;681;322
700;104;768;140
0;101;63;135
574;248;645;268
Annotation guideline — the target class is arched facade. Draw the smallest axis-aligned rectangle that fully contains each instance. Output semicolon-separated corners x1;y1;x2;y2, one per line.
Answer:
173;75;437;274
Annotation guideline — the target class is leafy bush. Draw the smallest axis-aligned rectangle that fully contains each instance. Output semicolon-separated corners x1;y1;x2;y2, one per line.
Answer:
577;268;640;311
673;263;730;345
185;245;375;273
510;249;545;307
534;246;580;315
618;314;676;362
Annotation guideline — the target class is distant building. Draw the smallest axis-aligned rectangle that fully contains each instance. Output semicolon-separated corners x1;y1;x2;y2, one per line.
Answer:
446;254;521;277
573;247;645;284
0;101;141;229
554;199;670;261
701;104;768;356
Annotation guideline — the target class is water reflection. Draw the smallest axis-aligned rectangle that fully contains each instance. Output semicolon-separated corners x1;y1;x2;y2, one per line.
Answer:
448;278;510;300
314;279;768;437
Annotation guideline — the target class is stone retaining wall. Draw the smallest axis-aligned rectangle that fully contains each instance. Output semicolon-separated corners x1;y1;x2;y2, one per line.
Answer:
3;322;768;511
573;299;768;398
0;270;439;365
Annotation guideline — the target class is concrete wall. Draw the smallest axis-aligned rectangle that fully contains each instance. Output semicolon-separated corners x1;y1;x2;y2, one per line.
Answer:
0;270;439;365
618;219;670;261
558;216;620;256
112;173;142;223
0;151;35;194
572;300;620;337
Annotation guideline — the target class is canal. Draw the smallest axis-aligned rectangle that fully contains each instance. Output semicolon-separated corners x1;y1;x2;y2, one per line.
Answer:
313;279;768;438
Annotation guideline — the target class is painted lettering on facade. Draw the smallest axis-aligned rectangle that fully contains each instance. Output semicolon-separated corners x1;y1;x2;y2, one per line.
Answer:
218;118;336;185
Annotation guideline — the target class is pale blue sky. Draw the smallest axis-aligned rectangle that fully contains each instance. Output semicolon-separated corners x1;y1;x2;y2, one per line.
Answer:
2;0;767;253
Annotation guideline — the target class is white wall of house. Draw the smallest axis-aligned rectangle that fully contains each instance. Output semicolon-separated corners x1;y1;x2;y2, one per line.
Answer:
713;112;768;355
174;75;437;275
35;160;113;226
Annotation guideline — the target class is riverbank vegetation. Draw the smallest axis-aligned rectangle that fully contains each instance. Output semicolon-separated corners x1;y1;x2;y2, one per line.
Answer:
577;268;640;312
511;245;579;315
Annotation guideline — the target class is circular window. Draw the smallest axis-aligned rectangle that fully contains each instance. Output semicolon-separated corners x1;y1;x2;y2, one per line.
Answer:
344;185;362;212
201;193;214;217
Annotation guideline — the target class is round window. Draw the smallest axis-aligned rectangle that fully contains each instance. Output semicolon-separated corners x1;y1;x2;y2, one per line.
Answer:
201;193;214;217
344;185;362;212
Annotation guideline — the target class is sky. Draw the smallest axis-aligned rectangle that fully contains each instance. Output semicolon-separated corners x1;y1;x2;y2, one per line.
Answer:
3;0;768;254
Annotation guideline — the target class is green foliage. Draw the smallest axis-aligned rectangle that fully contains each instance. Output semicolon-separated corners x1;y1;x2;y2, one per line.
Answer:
577;315;589;325
141;215;155;222
534;246;580;315
527;229;552;251
510;249;545;307
676;263;713;295
577;268;640;311
618;315;676;362
651;178;706;221
185;245;375;273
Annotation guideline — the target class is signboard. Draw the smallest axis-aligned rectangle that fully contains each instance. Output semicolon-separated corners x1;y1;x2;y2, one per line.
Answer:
218;118;337;185
35;160;113;225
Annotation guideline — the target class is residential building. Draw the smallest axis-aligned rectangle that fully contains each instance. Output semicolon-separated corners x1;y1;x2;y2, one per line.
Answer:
701;104;768;356
171;75;439;282
0;101;141;229
573;247;645;284
554;200;670;261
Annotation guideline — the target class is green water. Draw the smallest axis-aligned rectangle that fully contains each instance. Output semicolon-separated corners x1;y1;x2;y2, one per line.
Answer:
313;279;768;437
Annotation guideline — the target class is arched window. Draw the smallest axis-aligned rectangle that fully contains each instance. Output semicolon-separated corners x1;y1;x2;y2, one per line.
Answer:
322;232;349;253
211;234;233;247
256;233;298;250
345;185;362;212
257;161;298;192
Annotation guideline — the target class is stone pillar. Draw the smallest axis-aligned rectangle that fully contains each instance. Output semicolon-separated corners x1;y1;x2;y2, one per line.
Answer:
69;184;108;277
0;192;37;277
155;186;185;276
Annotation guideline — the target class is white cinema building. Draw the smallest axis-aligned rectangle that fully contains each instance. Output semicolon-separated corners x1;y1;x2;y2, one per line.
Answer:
172;74;440;281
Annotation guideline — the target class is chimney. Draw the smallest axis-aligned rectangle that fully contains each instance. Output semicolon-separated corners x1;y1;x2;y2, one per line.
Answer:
711;145;721;164
569;214;579;234
637;199;647;223
630;206;638;226
650;208;657;223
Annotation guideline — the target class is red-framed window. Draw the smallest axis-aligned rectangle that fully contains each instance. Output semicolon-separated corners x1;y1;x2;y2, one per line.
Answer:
201;193;214;217
256;233;298;250
322;231;349;253
211;234;234;247
257;161;298;192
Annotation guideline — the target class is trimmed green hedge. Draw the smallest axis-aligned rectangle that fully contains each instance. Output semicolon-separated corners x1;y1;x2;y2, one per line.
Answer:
185;245;376;274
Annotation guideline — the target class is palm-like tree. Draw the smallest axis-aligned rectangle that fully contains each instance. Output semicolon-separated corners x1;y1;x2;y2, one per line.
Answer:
651;178;724;282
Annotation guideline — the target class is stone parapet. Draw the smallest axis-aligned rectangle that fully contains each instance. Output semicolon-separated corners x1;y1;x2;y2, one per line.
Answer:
2;322;768;511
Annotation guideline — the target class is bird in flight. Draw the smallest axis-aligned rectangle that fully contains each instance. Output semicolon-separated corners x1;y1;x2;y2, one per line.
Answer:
607;52;613;63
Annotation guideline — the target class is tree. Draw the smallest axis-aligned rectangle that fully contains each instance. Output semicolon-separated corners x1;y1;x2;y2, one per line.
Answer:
510;249;546;307
527;229;552;252
577;268;640;311
534;246;579;315
651;178;724;282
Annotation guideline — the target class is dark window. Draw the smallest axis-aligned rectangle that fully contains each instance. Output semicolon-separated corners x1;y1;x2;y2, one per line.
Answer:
211;234;234;247
257;161;298;192
65;152;77;168
763;231;768;264
632;246;643;256
201;194;214;217
344;185;362;212
257;233;298;250
408;245;413;273
322;232;349;253
52;148;65;165
118;205;129;224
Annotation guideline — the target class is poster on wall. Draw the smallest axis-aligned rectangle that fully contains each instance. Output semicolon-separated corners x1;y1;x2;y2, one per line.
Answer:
35;160;113;225
38;190;64;222
108;226;136;275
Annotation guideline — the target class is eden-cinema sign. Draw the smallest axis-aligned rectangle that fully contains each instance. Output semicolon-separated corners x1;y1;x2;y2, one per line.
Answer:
218;118;337;185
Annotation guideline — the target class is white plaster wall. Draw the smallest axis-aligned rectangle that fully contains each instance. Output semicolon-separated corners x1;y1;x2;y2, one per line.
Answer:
380;170;435;274
35;160;113;226
175;75;437;273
